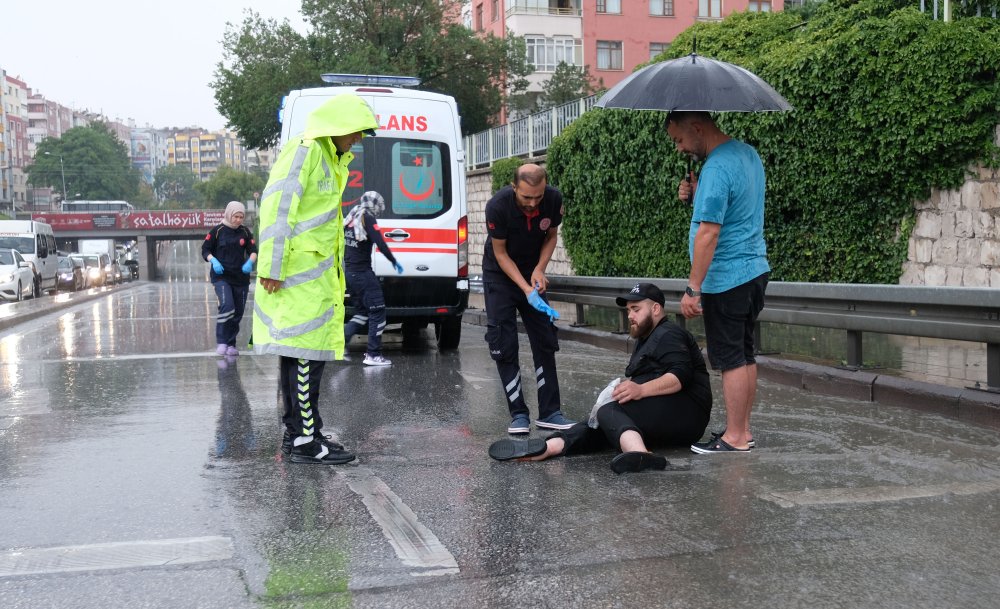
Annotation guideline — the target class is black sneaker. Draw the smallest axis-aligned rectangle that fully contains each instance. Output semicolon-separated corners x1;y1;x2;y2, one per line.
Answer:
282;431;345;455
610;451;668;474
289;437;356;465
691;436;751;454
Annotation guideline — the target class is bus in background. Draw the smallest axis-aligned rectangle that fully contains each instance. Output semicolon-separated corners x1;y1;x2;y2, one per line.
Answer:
61;200;135;213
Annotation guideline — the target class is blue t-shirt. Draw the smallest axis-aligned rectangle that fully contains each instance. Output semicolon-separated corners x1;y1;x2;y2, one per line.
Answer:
689;139;770;293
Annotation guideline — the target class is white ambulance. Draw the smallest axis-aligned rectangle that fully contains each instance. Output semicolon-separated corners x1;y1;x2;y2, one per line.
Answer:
278;74;470;349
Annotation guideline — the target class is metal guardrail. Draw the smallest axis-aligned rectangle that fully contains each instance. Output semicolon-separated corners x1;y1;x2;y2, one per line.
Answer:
465;95;598;169
474;275;1000;389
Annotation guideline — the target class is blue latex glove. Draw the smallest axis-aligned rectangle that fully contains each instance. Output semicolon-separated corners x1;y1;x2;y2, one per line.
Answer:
527;288;560;322
210;258;224;274
393;261;404;275
241;258;254;274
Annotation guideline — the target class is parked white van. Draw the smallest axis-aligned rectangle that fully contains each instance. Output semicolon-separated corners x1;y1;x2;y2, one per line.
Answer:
278;74;470;349
0;220;58;296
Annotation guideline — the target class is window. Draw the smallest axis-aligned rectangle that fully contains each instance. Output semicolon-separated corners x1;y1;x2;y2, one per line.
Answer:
649;42;669;60
341;138;452;219
525;36;582;72
475;3;483;29
748;0;771;11
698;0;721;17
650;0;674;15
492;0;499;20
597;41;623;71
597;0;621;13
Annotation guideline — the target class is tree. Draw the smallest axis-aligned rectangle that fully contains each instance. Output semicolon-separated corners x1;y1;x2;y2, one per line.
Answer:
538;62;600;111
154;165;200;206
27;123;141;201
212;0;532;149
194;167;266;208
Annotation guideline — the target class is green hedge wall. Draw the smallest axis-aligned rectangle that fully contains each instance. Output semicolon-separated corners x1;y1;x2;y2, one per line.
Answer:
546;0;1000;283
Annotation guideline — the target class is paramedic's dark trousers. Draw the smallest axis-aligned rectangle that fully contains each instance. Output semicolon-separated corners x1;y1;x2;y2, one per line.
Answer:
279;356;326;437
484;280;561;419
213;280;248;347
344;269;387;355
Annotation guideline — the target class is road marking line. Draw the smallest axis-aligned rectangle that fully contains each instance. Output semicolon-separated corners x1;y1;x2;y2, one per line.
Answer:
0;536;234;577
759;480;1000;508
343;467;459;577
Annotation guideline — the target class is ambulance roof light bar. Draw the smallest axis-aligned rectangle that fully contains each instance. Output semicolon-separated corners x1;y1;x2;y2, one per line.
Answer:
320;74;422;88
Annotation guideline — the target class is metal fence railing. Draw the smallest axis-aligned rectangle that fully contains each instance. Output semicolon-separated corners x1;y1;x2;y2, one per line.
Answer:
465;95;598;169
472;275;1000;390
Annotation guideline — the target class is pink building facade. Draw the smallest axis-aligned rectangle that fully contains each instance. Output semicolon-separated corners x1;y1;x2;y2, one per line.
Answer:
468;0;783;102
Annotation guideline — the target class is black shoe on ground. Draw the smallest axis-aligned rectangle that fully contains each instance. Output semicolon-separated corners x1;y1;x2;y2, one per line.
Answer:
691;436;751;454
711;430;756;448
610;451;668;474
289;437;356;465
282;431;345;455
489;438;547;461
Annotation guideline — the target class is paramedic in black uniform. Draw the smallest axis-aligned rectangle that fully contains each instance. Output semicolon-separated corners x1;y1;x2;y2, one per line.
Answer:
483;163;575;434
343;190;403;366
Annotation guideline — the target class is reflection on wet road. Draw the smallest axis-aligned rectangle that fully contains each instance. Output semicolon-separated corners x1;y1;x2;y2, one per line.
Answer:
1;240;999;609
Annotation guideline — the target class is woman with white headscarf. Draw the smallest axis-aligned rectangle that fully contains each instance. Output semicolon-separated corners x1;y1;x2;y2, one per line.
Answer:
202;201;258;356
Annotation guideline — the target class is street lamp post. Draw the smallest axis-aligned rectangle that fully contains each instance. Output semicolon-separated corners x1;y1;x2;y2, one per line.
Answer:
44;151;67;205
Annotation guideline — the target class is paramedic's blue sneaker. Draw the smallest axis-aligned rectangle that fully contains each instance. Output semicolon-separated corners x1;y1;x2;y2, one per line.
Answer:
507;414;530;435
363;353;392;366
535;411;576;430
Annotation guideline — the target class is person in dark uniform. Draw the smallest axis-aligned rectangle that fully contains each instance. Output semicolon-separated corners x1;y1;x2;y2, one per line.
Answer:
343;190;403;366
488;283;713;473
483;163;574;434
202;201;257;356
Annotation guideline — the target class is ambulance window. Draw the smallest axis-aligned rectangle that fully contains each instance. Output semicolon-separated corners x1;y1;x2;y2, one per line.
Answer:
390;141;446;216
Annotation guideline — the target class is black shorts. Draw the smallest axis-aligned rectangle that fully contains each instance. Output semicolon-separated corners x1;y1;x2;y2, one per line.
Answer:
701;273;768;371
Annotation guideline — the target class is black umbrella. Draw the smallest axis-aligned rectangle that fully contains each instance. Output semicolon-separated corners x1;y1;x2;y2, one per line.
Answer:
595;52;792;113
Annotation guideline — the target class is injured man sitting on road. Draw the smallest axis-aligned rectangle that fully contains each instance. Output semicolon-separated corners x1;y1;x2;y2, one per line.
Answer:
489;283;713;473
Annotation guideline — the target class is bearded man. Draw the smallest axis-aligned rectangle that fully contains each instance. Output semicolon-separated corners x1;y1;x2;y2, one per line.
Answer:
488;283;713;474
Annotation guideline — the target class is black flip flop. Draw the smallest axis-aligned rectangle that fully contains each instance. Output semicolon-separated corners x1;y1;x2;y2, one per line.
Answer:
489;438;548;461
610;451;668;474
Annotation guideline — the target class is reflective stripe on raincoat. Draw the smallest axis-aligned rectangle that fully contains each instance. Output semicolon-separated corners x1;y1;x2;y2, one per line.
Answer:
253;93;379;361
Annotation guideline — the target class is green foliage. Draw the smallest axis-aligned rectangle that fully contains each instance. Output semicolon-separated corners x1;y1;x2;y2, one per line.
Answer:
194;167;266;208
213;0;532;149
539;62;600;111
154;164;200;206
27;123;142;201
548;0;1000;283
491;158;525;194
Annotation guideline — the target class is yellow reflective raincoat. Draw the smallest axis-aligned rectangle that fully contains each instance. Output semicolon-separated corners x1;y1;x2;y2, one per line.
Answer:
252;93;378;360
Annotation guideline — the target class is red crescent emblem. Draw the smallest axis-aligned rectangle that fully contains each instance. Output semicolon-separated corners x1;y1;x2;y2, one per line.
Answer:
398;174;436;201
539;218;552;231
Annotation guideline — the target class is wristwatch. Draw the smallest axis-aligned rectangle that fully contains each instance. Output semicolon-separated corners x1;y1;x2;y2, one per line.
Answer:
685;286;701;298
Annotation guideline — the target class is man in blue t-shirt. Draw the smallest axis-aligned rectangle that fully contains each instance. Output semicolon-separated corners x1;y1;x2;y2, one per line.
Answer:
483;163;575;434
667;111;770;454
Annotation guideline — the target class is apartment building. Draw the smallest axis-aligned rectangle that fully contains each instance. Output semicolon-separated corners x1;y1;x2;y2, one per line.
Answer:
469;0;783;105
3;73;31;210
131;128;170;188
167;129;248;181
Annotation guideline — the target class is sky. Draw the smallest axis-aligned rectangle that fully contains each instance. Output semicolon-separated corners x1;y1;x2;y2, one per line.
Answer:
0;1;308;131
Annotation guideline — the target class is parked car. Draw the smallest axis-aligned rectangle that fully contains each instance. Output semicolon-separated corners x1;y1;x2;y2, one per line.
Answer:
0;248;36;302
56;256;84;292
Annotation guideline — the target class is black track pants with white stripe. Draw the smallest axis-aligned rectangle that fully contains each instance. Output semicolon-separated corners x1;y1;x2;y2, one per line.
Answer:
279;356;327;437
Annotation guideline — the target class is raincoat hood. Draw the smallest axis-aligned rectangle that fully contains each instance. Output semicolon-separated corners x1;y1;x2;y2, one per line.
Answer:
303;93;379;140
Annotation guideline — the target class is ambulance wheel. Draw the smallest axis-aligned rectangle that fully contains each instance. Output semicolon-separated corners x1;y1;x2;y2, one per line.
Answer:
435;317;462;351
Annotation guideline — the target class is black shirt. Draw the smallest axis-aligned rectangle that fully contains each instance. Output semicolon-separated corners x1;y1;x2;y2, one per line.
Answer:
201;223;257;286
344;210;398;271
626;318;713;411
483;184;563;283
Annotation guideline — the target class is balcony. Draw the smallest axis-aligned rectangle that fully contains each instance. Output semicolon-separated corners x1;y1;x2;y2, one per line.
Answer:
507;0;581;17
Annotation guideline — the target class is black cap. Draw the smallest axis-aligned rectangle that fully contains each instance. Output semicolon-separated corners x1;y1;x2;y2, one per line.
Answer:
616;283;665;307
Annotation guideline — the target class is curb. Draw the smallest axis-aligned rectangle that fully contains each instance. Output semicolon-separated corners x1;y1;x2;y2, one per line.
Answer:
462;308;1000;431
0;282;142;333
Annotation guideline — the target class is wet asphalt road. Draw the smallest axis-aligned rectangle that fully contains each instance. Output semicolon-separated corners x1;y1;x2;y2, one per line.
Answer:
1;241;999;609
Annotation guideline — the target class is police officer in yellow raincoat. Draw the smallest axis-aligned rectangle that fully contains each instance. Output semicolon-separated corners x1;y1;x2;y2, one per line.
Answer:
253;93;378;465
